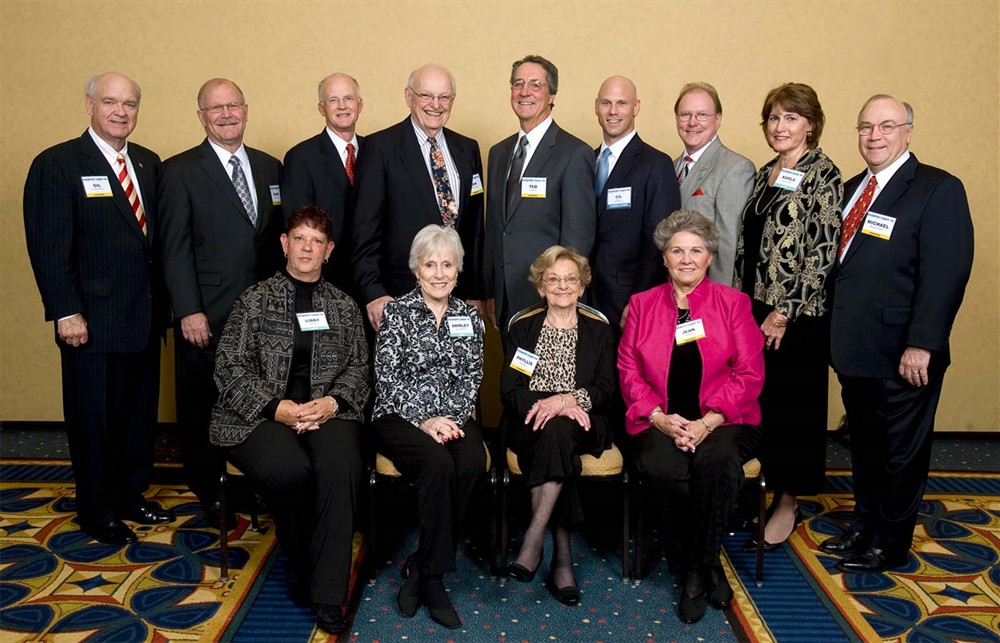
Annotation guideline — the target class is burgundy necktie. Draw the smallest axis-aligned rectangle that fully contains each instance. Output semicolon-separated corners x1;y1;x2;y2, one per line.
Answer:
677;155;693;185
345;143;356;186
840;176;877;254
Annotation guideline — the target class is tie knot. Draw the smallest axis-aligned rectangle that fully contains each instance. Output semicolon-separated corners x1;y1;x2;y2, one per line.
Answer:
427;136;437;146
229;155;239;167
685;155;694;164
117;154;126;165
347;143;354;154
600;148;612;160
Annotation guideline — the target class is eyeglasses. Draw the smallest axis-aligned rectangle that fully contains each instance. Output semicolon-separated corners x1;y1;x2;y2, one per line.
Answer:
857;120;912;136
200;102;246;114
543;275;581;287
322;95;358;106
676;112;717;122
410;90;453;106
511;79;548;92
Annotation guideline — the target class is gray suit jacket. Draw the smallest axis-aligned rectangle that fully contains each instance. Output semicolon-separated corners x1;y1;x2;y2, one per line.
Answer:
676;137;754;286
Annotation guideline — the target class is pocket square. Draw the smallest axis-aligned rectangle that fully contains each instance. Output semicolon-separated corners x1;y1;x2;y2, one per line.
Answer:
692;188;705;197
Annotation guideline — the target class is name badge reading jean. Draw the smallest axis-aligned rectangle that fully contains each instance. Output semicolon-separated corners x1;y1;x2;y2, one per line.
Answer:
447;316;474;337
296;311;329;331
510;347;540;376
82;176;113;198
521;177;547;198
470;173;484;196
675;319;706;345
860;212;896;240
269;185;282;205
773;168;805;191
607;186;632;209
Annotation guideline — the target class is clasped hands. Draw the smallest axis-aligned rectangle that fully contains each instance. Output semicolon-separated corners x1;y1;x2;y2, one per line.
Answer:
651;412;710;452
419;416;466;444
525;393;590;432
277;397;338;434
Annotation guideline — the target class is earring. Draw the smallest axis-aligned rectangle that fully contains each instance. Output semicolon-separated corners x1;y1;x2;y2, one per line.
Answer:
323;258;329;264
283;252;287;259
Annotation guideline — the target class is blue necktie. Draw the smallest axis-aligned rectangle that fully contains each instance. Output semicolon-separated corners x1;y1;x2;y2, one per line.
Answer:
595;148;611;197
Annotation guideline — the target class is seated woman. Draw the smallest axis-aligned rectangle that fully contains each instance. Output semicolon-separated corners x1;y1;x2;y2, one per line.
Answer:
619;210;764;624
372;224;486;630
501;246;616;606
210;205;370;635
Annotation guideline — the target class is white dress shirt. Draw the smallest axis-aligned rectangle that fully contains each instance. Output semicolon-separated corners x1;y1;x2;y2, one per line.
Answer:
325;127;360;168
411;118;462;201
206;140;258;212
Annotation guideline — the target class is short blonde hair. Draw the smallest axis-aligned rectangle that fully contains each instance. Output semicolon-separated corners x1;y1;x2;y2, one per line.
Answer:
528;246;592;289
408;224;464;273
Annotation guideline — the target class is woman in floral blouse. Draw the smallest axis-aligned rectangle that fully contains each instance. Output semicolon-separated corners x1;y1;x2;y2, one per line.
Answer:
373;224;485;630
734;83;843;551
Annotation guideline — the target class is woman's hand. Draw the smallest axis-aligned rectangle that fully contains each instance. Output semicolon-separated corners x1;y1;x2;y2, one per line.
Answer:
419;416;465;444
526;394;576;432
297;396;339;427
761;309;788;351
275;400;319;434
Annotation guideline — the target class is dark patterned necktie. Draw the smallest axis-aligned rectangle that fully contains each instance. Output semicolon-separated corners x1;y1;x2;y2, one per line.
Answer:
229;155;257;225
428;137;458;226
505;136;528;212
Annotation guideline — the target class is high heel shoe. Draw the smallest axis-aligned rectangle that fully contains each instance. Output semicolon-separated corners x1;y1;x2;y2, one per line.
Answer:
743;506;803;551
507;546;543;582
545;558;580;606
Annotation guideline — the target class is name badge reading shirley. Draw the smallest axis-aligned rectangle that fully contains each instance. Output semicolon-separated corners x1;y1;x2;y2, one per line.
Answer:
860;212;896;240
510;347;540;376
606;186;632;209
521;177;547;198
447;316;474;337
675;319;706;345
773;168;805;191
296;311;329;331
82;176;113;198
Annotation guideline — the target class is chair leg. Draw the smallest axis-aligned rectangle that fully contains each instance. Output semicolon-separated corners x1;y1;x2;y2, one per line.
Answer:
755;474;766;587
489;468;499;577
634;478;643;580
500;469;511;576
622;471;630;581
367;468;377;584
219;471;229;583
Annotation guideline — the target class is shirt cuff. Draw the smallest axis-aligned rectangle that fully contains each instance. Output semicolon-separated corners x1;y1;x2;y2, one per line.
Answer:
572;388;592;412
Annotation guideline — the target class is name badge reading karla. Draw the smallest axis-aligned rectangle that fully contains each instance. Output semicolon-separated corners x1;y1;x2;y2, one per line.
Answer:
82;176;113;197
675;319;706;345
521;177;547;198
860;212;896;240
269;185;282;205
510;347;540;376
447;316;474;337
296;311;329;331
773;168;805;191
606;186;632;209
470;173;484;196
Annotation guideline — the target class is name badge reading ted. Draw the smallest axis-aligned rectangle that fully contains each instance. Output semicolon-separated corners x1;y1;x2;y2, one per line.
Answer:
675;319;706;345
447;316;474;337
606;187;632;209
510;347;540;376
82;176;113;198
470;173;484;196
269;185;282;205
773;168;805;191
860;212;896;240
521;177;547;198
296;312;329;331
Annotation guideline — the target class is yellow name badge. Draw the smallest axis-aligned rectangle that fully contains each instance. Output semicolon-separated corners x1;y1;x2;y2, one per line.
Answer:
470;173;484;196
521;177;547;198
81;176;113;198
860;212;896;240
675;319;706;345
269;185;282;206
510;347;540;376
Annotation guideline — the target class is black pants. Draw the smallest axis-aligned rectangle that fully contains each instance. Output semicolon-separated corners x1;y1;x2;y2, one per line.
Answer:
227;418;363;606
174;337;225;505
373;414;485;575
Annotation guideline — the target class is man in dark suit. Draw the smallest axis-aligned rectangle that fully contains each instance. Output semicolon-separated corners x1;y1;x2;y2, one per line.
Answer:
159;78;284;528
283;73;364;297
485;55;596;330
589;76;680;329
822;95;974;572
351;64;484;329
23;72;173;544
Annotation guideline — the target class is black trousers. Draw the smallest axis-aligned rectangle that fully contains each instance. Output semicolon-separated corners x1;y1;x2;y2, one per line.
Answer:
373;414;485;575
227;418;363;606
60;336;160;528
839;365;945;557
633;424;758;570
174;337;225;505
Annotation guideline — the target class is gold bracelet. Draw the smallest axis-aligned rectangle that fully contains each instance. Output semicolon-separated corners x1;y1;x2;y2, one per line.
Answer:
698;418;713;433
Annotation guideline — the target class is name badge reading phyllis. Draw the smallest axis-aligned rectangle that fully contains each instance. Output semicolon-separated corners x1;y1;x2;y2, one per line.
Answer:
860;212;896;240
296;311;329;331
447;316;474;337
470;173;484;196
269;185;282;205
521;177;547;198
773;168;805;191
82;176;113;197
606;186;632;209
675;319;706;345
510;347;540;376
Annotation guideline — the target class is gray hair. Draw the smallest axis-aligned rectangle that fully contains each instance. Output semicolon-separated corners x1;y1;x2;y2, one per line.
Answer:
317;73;361;101
408;225;465;273
85;73;142;101
510;55;559;95
653;210;720;255
197;78;245;110
407;64;456;96
858;93;914;125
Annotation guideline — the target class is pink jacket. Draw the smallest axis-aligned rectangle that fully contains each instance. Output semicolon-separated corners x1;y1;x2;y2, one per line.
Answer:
619;279;764;435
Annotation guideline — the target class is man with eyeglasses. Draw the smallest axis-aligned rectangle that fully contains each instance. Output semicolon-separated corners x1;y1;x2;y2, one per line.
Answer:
351;63;484;330
823;94;974;573
673;82;754;287
159;78;284;530
282;73;364;299
484;54;596;331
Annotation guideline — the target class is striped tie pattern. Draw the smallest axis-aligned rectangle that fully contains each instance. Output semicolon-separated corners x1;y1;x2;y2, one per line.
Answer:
116;154;146;235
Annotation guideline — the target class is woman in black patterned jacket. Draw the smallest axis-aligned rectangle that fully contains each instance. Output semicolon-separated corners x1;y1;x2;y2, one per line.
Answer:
734;83;842;551
210;206;369;635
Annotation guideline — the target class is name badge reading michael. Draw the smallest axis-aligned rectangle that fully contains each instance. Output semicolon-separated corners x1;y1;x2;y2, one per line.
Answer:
296;312;329;331
470;173;484;196
773;168;805;191
510;347;540;376
447;316;474;337
269;185;282;205
860;212;896;240
675;319;706;345
82;176;113;197
521;177;547;198
606;186;632;209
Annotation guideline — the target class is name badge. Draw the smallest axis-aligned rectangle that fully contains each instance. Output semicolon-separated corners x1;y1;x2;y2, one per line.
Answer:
296;311;329;331
773;168;806;191
82;176;113;198
269;185;282;205
470;173;484;196
606;186;632;209
447;316;474;337
861;212;896;240
675;319;706;345
521;177;547;198
510;347;540;376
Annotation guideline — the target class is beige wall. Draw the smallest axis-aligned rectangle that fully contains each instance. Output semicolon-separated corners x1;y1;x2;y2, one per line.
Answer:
1;1;997;431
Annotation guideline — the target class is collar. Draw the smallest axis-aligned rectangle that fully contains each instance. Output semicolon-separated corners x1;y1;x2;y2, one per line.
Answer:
685;135;718;163
206;138;250;167
599;129;637;159
519;115;554;149
325;127;358;155
87;127;129;161
867;150;911;187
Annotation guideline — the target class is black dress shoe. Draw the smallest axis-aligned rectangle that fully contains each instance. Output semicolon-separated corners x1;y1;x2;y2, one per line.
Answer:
837;547;908;573
421;577;460;629
119;502;176;525
705;566;732;609
202;501;237;532
507;546;543;583
743;507;803;551
677;571;706;623
397;555;421;617
820;529;869;556
81;520;137;545
314;603;347;634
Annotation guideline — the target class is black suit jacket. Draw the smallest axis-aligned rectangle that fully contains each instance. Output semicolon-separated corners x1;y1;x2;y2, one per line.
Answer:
24;131;167;353
159;138;284;337
282;130;363;294
589;134;679;327
350;118;485;303
829;154;974;377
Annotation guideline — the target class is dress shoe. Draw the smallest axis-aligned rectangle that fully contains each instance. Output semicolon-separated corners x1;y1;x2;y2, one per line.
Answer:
545;557;581;606
397;555;421;617
837;547;908;573
81;520;137;545
202;501;237;532
705;566;732;609
421;576;460;629
743;506;803;552
119;502;175;525
820;529;869;556
314;603;347;634
677;570;706;623
507;546;543;583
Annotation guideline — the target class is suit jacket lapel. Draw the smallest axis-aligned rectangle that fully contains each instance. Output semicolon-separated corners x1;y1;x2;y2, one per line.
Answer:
444;129;472;213
318;130;350;193
247;148;273;234
131;149;156;245
841;156;917;266
396;120;439;220
680;137;720;194
607;135;642;187
80;133;147;243
197;139;252;226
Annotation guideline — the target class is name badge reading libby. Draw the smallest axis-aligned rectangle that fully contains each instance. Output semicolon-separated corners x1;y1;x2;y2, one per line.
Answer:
470;173;484;196
269;185;282;205
296;311;329;331
860;212;896;240
510;347;540;376
773;168;806;191
447;316;474;337
675;319;706;345
521;177;547;198
606;186;632;209
82;176;113;198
